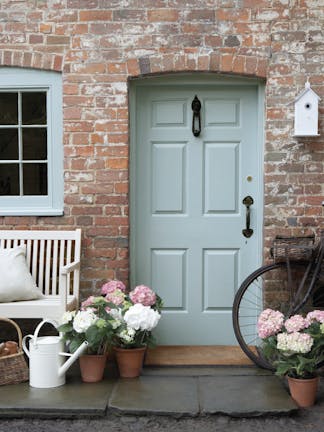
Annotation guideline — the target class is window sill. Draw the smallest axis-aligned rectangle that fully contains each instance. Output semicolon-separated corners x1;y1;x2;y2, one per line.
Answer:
0;208;64;216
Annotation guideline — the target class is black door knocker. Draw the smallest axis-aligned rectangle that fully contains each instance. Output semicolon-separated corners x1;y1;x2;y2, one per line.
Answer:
191;95;202;137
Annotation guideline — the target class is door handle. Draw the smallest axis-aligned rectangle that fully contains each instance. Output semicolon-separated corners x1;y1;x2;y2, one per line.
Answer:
242;196;254;238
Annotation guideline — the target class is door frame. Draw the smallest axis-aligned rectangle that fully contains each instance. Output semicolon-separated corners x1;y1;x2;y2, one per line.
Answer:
129;73;265;294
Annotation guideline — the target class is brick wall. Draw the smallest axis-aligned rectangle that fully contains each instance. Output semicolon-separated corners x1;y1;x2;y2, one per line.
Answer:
0;0;323;298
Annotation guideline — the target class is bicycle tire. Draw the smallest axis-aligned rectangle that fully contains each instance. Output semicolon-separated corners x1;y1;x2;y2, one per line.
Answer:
232;261;316;370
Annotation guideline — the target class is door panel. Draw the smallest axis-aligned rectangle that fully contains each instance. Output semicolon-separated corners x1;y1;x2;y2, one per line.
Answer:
132;83;262;345
152;142;185;213
204;142;238;212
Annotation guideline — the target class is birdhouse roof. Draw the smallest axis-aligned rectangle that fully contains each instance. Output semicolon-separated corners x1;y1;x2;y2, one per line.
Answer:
295;82;321;103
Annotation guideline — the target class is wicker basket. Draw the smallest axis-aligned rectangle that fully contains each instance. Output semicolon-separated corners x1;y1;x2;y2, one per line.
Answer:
0;318;29;385
271;235;315;262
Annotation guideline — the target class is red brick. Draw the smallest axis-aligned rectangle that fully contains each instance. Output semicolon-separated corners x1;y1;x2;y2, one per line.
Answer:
115;183;128;194
256;58;268;78
106;158;128;169
28;34;44;44
64;107;82;120
197;55;209;70
107;63;127;74
245;56;257;75
40;23;52;33
126;58;140;76
23;51;33;68
79;10;113;21
148;9;179;22
216;9;250;21
220;54;233;72
209;52;220;71
73;63;106;74
232;56;245;74
46;35;70;45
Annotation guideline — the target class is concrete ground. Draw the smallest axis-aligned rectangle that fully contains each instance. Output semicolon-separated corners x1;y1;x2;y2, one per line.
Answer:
0;365;323;432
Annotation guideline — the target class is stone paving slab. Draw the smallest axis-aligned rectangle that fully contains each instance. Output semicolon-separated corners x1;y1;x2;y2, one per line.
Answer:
0;373;116;418
198;375;298;417
109;376;200;417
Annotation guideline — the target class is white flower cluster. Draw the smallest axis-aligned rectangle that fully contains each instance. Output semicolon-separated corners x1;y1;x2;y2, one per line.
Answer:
61;310;76;324
118;327;136;343
72;309;98;333
124;303;161;331
277;332;314;354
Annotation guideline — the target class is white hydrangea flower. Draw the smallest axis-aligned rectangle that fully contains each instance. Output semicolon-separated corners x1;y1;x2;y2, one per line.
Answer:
73;310;98;333
61;310;76;324
124;303;161;331
277;332;314;354
110;318;122;330
119;327;135;343
109;308;123;320
127;326;136;337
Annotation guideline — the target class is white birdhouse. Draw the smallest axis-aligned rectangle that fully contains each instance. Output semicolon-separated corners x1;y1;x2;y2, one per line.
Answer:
294;81;321;136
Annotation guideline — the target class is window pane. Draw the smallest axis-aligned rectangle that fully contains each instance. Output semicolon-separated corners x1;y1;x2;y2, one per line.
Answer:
0;164;19;195
0;93;18;125
22;128;47;160
0;129;18;160
23;163;47;195
22;92;47;125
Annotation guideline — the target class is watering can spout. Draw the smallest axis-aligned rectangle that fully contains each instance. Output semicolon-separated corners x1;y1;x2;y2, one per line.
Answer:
58;341;88;377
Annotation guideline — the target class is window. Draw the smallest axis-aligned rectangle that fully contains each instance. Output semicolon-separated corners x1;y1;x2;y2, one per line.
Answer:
0;68;63;215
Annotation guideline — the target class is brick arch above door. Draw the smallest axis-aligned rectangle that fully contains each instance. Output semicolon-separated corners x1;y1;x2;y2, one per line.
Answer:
126;52;268;79
0;50;63;72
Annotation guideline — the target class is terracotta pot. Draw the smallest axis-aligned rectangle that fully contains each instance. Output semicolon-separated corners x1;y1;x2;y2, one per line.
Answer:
287;376;319;408
79;354;107;383
114;346;146;378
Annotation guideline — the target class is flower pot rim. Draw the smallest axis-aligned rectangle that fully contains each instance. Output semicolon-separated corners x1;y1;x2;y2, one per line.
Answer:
287;375;319;381
81;353;108;357
113;346;146;351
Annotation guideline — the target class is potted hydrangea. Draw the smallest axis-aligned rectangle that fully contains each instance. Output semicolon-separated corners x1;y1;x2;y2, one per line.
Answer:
257;309;324;407
58;296;115;382
101;280;163;378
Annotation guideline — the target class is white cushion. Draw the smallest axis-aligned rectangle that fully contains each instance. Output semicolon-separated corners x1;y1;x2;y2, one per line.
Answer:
0;246;43;302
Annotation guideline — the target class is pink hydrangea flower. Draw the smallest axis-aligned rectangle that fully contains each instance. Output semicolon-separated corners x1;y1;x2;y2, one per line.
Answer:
105;288;125;306
306;310;324;325
284;314;309;333
257;309;284;339
81;295;96;310
101;280;126;295
129;285;156;306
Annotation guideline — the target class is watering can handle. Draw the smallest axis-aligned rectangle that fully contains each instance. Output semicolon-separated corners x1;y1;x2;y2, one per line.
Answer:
32;319;59;347
22;334;33;358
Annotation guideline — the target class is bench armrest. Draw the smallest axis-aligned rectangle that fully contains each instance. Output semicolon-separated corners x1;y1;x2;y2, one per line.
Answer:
59;260;81;313
60;260;80;275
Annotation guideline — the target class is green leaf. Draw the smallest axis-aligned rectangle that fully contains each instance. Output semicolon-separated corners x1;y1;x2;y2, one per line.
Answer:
57;323;73;333
70;338;83;353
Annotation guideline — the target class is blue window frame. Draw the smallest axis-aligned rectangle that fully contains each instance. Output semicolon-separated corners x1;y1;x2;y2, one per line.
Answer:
0;68;63;216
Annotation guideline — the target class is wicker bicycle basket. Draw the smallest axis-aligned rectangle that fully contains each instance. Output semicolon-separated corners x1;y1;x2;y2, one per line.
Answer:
271;235;315;262
0;318;29;385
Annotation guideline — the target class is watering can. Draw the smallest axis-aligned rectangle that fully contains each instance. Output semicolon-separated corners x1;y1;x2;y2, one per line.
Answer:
22;319;88;388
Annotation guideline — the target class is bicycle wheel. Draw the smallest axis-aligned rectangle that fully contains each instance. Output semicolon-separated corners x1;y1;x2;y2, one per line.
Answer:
233;261;313;370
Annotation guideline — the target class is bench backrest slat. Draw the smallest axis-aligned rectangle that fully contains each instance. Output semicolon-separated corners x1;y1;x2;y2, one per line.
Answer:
45;240;52;295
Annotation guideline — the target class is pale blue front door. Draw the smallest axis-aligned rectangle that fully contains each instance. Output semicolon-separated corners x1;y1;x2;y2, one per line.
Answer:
131;78;263;345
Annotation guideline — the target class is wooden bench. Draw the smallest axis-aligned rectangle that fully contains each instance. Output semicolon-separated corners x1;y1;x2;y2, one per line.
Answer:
0;229;81;322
